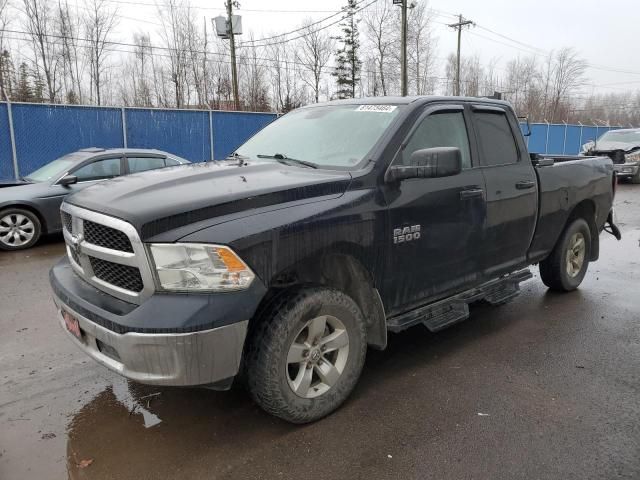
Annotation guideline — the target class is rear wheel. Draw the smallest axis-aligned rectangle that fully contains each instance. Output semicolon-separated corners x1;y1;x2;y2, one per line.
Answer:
539;218;591;291
245;287;367;423
0;208;41;251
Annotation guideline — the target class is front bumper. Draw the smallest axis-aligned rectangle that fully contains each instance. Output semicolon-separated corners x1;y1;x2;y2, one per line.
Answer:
50;258;264;387
53;297;247;386
614;163;639;177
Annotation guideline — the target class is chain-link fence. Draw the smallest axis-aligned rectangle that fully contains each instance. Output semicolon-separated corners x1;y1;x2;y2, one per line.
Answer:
522;122;626;156
0;101;629;180
0;102;277;180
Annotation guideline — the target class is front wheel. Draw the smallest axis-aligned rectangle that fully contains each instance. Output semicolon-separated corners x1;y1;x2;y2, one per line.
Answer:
245;287;367;424
540;218;591;291
0;208;42;251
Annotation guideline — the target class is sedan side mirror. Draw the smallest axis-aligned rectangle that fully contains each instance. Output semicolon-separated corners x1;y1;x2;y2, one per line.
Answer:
58;174;78;187
386;147;462;182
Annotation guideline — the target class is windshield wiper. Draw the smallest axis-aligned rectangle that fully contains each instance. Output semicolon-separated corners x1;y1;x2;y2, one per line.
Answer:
256;153;318;169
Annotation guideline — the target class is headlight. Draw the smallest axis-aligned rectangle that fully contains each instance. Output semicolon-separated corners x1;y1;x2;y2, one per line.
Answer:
149;243;255;292
625;151;640;163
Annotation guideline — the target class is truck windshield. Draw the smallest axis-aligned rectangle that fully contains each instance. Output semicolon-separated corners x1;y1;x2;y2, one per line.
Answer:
598;130;640;145
235;104;402;168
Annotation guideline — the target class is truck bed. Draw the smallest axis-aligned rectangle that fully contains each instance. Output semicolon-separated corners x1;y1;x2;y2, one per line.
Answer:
528;155;614;263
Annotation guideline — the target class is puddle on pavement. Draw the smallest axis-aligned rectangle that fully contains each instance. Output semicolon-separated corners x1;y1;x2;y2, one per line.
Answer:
64;378;292;479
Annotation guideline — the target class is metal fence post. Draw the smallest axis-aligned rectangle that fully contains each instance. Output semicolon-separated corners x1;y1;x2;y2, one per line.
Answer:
6;100;19;179
562;121;568;154
209;110;214;161
578;122;583;151
545;121;550;154
121;107;128;148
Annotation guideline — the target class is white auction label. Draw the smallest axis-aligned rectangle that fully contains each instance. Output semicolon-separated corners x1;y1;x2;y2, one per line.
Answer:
355;105;397;113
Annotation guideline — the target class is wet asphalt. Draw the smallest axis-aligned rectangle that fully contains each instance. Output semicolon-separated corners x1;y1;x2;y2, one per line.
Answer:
1;185;639;480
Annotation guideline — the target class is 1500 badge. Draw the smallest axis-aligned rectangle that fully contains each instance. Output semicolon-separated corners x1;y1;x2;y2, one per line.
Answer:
393;225;421;244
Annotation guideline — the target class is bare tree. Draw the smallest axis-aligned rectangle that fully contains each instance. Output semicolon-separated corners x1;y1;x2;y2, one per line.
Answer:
83;0;117;105
296;19;333;103
0;0;12;99
22;0;60;102
158;0;189;107
57;0;84;103
362;2;395;96
548;47;587;122
407;1;437;95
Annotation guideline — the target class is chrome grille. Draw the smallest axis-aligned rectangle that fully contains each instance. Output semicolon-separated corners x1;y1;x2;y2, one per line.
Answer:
60;203;155;304
89;257;144;292
61;211;73;233
84;220;133;252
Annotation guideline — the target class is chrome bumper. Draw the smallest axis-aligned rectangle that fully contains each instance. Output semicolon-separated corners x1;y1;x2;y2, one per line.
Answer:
53;294;248;387
614;163;639;176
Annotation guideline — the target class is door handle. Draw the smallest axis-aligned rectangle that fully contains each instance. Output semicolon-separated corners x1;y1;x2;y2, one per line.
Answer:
516;180;536;190
459;188;484;200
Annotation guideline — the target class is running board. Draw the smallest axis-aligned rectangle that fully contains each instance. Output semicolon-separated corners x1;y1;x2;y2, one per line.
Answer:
386;269;533;333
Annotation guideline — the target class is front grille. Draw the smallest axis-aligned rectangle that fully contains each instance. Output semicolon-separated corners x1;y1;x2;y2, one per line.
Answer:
69;246;80;265
84;220;133;252
61;211;73;233
89;257;144;292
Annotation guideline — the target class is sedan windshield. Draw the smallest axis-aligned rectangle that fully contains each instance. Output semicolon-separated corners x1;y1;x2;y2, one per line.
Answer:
23;154;84;182
235;104;402;168
598;130;640;146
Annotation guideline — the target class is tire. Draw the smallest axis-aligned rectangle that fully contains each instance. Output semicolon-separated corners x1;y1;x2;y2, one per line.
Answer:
245;287;367;424
0;208;42;251
539;218;591;292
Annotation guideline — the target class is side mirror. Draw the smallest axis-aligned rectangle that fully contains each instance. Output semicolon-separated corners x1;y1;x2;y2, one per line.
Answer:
580;140;595;155
58;174;78;187
386;147;462;182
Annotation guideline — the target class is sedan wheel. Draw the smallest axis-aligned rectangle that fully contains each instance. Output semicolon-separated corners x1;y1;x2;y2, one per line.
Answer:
0;209;41;250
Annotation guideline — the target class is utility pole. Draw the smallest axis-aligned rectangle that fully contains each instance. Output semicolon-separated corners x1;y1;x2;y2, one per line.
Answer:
448;14;473;96
226;0;240;110
400;0;408;96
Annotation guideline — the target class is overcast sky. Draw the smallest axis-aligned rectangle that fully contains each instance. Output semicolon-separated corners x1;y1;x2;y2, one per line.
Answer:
108;0;640;95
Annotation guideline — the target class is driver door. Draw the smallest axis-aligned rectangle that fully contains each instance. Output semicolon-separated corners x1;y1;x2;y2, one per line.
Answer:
382;105;487;316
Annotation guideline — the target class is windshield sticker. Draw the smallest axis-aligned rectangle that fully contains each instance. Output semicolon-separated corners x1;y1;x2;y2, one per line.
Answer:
355;105;397;113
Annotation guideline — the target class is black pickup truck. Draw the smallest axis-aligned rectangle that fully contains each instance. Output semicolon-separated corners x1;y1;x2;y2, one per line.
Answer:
50;96;620;423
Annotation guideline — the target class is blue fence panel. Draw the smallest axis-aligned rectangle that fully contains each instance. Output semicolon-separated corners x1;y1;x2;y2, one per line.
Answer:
581;126;599;146
212;111;276;159
0;103;13;180
564;125;582;155
547;124;566;154
11;104;123;176
126;109;211;162
528;123;548;154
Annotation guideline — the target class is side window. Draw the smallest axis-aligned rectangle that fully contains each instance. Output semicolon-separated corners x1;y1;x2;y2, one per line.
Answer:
473;112;519;166
402;111;472;169
165;157;181;167
128;156;167;173
72;158;121;181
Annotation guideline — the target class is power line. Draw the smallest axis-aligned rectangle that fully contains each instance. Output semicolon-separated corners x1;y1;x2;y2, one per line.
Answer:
239;0;378;48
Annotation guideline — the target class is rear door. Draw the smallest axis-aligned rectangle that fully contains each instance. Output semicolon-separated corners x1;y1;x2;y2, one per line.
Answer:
470;106;537;276
383;104;487;315
125;155;169;174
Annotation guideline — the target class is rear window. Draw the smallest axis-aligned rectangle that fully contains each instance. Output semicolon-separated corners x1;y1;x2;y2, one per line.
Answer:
474;112;519;166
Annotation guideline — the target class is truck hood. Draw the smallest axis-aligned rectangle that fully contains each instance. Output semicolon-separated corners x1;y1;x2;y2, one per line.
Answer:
593;141;640;153
65;161;352;239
